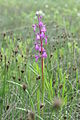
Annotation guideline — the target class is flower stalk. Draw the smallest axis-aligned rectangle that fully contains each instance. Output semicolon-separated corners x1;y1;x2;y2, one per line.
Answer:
41;41;44;103
32;13;47;103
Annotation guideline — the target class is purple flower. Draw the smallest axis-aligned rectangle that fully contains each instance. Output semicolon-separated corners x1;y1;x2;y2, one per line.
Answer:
42;52;47;58
32;24;36;32
36;33;40;40
40;32;45;39
39;21;43;27
41;26;46;33
39;47;45;52
32;14;47;62
35;55;40;62
35;44;39;50
45;36;47;45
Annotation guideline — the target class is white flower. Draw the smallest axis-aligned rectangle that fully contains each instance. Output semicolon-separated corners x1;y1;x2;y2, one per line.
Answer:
36;11;39;16
45;4;48;8
39;10;43;15
35;1;37;4
65;4;68;8
77;13;80;17
36;10;45;16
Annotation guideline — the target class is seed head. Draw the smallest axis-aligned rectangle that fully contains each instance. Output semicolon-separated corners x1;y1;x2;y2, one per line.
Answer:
20;117;22;120
53;80;55;85
6;105;9;110
3;32;6;37
14;47;18;55
50;53;53;58
18;77;21;81
22;83;27;91
53;98;63;109
27;110;35;120
12;76;16;80
59;84;63;89
21;69;25;74
36;75;41;80
40;103;45;110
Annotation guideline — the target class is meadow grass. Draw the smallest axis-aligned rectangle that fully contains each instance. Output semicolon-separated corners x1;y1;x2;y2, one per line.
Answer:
0;0;80;120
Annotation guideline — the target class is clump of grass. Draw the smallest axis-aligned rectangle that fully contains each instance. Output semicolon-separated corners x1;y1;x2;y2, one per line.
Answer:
0;31;80;119
0;1;80;119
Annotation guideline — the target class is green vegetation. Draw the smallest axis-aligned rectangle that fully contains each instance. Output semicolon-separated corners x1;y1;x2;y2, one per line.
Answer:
0;0;80;119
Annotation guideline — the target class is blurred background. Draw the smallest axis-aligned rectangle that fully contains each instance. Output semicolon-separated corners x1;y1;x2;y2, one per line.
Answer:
0;0;80;33
0;0;80;120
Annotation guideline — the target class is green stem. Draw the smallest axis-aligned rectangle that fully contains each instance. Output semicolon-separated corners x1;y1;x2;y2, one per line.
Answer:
41;40;44;103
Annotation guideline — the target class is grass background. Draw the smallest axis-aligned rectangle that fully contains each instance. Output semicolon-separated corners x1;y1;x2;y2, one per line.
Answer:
0;0;80;120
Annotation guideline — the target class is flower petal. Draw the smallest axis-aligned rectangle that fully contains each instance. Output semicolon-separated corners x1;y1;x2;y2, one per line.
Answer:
35;44;39;50
42;52;47;58
36;33;40;40
40;32;45;39
32;24;36;32
39;21;43;27
45;36;47;45
41;26;46;33
35;55;40;62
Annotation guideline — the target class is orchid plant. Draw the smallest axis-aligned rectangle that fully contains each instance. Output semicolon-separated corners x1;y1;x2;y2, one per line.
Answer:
32;13;47;103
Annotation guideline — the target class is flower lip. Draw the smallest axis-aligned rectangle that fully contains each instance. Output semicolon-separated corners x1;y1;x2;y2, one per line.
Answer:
40;32;45;39
39;21;43;27
35;55;40;62
35;44;39;50
36;33;40;40
32;24;36;32
45;36;47;45
39;47;45;52
41;25;46;33
42;52;47;58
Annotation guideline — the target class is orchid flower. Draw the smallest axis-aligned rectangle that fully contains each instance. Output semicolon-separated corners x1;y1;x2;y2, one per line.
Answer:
32;14;47;62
